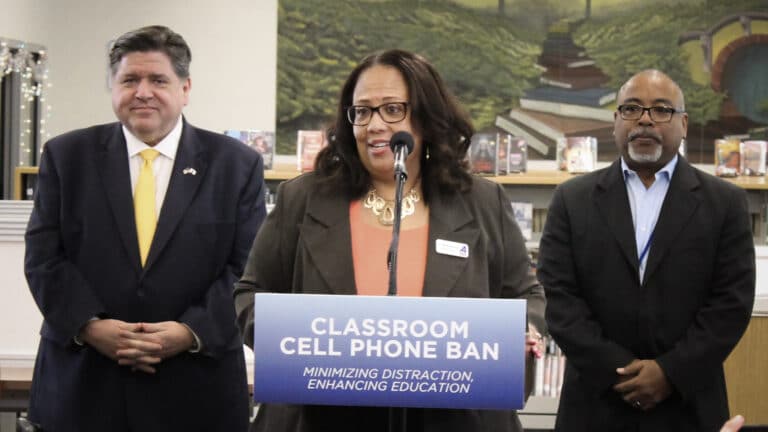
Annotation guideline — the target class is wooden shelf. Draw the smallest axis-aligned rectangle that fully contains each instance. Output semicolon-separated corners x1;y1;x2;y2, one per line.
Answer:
724;316;768;423
265;167;768;190
0;357;33;402
264;169;300;181
519;395;558;430
722;175;768;190
12;165;768;199
13;167;39;200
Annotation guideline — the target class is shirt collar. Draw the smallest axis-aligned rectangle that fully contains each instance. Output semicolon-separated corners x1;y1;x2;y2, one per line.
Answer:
124;116;183;160
621;154;678;182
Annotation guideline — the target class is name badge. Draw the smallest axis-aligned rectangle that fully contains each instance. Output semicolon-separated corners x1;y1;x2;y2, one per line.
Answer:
436;239;469;258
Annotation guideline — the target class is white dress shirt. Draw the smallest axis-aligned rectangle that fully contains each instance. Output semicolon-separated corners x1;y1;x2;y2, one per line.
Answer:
124;116;183;219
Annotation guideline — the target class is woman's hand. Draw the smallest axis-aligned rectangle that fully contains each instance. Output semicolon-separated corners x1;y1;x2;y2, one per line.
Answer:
526;323;544;358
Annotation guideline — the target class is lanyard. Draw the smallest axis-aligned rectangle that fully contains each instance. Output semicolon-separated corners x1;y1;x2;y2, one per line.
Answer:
638;231;654;266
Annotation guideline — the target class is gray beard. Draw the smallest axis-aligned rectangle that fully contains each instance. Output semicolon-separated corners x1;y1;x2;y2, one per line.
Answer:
628;143;662;163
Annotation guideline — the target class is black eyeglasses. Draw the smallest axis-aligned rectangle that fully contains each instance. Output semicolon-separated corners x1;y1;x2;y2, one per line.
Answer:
617;104;685;123
346;102;409;126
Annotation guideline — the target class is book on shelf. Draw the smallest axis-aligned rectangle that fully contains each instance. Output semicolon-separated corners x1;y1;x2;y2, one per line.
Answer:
532;208;548;238
469;133;498;176
296;130;327;172
555;345;565;398
715;138;741;177
533;335;565;398
556;136;597;173
506;136;528;173
496;133;510;175
224;130;275;170
510;202;533;241
740;140;767;176
493;132;527;174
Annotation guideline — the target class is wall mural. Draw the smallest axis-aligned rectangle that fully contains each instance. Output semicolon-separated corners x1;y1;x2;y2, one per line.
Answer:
276;0;768;164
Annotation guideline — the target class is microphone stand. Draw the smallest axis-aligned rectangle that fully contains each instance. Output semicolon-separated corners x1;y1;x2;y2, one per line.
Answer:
387;169;406;297
387;149;408;432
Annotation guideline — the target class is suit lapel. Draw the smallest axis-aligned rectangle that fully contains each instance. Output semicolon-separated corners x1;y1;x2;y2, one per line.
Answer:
96;124;143;272
643;159;700;283
422;190;478;298
300;187;478;297
300;188;357;295
594;161;638;272
144;122;207;270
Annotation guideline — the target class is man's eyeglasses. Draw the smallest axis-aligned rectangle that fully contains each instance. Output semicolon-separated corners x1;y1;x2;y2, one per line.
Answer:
346;102;409;126
617;104;685;123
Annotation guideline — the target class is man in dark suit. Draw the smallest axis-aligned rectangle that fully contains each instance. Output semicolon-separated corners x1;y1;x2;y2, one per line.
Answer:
24;25;265;431
537;70;755;432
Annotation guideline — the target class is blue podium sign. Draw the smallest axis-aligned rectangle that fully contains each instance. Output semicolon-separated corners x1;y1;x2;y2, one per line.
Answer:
252;293;527;409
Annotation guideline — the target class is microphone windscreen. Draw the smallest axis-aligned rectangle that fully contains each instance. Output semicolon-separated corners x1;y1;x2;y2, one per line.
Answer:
390;131;414;155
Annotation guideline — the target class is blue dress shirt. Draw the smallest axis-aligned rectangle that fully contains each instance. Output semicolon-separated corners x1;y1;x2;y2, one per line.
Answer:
621;155;678;282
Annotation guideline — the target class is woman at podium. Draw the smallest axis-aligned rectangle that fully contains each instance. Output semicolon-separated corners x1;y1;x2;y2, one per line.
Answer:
235;49;545;432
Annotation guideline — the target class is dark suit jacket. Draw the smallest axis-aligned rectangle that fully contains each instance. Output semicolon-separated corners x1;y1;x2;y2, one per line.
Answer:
234;172;546;432
25;121;266;432
537;159;755;432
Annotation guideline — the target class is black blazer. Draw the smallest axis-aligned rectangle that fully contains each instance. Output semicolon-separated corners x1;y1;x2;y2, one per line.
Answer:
25;121;266;432
235;172;545;432
537;158;755;432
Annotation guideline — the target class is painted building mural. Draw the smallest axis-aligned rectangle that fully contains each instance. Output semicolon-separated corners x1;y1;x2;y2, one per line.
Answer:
276;0;768;164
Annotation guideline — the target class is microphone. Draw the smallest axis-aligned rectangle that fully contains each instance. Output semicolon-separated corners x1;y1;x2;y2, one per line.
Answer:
390;131;414;180
386;131;414;298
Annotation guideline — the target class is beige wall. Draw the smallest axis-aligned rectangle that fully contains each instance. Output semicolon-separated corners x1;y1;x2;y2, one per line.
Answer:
0;0;48;42
0;0;277;358
1;0;278;140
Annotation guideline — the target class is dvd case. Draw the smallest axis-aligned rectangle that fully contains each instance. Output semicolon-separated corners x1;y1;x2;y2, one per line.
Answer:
224;130;275;170
740;140;767;176
714;138;740;177
556;136;597;173
296;130;326;172
507;137;528;173
469;133;498;176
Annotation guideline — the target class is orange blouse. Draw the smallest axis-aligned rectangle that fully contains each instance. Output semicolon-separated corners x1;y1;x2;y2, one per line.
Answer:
350;200;428;297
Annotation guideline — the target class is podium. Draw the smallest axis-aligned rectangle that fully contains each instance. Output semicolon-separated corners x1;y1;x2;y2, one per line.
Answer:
251;293;528;410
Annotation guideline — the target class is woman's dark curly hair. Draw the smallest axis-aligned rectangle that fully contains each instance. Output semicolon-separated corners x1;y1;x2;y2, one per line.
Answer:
315;49;475;204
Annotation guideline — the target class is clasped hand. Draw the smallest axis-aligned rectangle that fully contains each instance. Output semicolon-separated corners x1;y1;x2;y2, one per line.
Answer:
78;319;196;374
613;359;672;411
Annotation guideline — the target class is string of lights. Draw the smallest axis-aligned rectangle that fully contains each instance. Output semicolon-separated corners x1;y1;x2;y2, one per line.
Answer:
1;37;52;167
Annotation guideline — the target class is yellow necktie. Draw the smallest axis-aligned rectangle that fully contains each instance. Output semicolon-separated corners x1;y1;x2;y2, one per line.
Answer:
135;149;160;266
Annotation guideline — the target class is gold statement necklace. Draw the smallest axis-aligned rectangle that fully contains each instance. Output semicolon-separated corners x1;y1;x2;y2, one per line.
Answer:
363;187;421;226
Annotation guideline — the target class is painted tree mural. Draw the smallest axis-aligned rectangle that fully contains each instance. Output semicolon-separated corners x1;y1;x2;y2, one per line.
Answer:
276;0;768;163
